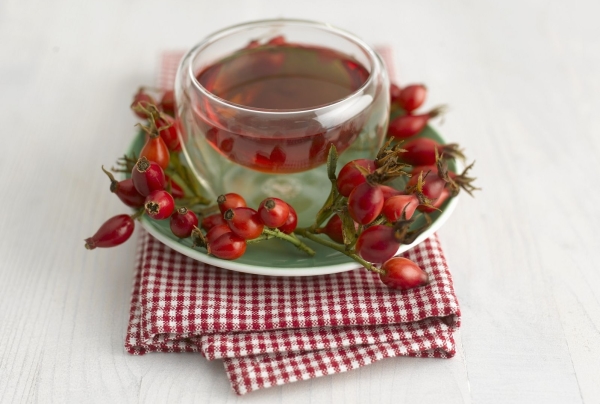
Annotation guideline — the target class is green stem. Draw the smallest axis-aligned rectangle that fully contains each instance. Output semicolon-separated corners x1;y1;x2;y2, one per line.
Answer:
262;228;315;256
310;194;344;232
195;205;219;217
294;228;384;275
130;207;145;220
170;153;210;205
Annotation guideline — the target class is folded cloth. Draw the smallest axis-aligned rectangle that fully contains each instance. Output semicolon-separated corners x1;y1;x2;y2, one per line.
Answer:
125;231;460;395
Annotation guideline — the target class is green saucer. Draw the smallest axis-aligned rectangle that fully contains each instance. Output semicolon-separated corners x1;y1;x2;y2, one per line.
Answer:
126;126;458;276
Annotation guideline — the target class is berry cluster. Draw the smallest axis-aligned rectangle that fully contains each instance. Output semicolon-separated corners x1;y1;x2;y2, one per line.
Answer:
196;193;302;260
299;132;476;288
85;82;478;291
388;83;443;139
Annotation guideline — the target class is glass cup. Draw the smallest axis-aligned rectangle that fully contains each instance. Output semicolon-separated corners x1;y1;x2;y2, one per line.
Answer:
175;19;390;225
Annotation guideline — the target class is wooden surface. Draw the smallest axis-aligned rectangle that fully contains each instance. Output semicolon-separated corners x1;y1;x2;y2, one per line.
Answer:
1;0;599;402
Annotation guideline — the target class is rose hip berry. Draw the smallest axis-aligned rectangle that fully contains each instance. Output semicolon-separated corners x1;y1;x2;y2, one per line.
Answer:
206;224;233;244
85;214;135;250
208;232;247;260
406;171;446;202
396;84;427;112
401;138;464;166
224;207;264;240
379;185;403;200
277;204;298;234
380;257;429;290
165;175;185;199
317;214;356;244
419;188;451;213
201;213;226;231
169;207;198;238
355;225;400;263
144;190;175;220
382;195;420;222
159;90;176;116
388;106;444;139
155;114;181;152
348;182;384;225
390;83;403;105
131;88;156;119
217;193;246;214
336;159;376;197
131;156;166;197
140;127;170;169
101;166;145;208
258;198;290;228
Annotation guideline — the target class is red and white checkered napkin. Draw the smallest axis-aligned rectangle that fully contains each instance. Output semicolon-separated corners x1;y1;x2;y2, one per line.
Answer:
125;231;460;395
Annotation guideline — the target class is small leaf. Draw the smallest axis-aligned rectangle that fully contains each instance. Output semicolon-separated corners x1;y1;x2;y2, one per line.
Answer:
326;144;339;181
339;209;357;246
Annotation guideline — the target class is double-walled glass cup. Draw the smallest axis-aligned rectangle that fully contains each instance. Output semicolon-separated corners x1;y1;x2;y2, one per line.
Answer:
175;19;390;225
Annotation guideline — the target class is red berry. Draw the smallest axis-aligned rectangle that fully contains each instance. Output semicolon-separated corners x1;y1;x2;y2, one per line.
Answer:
131;88;156;119
320;215;344;244
355;225;400;263
390;83;402;105
165;175;185;199
140;132;170;169
419;188;451;213
206;224;233;244
401;138;464;166
131;157;166;196
201;213;226;231
388;114;430;139
380;257;429;290
380;185;403;200
406;171;446;201
224;207;264;240
144;190;175;220
277;204;298;234
112;178;145;208
397;84;427;112
382;195;419;222
336;159;376;197
169;207;198;238
217;193;246;214
159;90;176;116
101;166;145;208
155;114;181;152
208;232;247;260
258;198;290;228
348;182;384;225
85;214;134;250
318;214;358;244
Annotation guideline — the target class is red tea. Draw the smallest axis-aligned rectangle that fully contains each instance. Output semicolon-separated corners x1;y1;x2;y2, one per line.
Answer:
193;41;371;173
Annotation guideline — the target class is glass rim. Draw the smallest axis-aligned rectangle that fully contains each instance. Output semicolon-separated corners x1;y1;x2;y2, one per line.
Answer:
183;18;383;115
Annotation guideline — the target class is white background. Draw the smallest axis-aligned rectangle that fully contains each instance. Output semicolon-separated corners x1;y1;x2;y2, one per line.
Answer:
1;0;600;402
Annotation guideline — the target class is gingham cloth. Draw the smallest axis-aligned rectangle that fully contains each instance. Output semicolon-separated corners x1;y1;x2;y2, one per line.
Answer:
124;47;459;395
125;231;460;395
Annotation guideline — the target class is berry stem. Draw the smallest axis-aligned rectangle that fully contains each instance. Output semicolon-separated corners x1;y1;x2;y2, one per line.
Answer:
169;153;210;205
294;228;385;275
131;207;145;220
262;228;316;256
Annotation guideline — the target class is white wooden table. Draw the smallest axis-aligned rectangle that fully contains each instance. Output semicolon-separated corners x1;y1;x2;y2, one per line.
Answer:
2;0;599;402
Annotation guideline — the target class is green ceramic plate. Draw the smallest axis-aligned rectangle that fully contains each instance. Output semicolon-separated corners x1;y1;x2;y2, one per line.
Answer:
127;126;459;276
